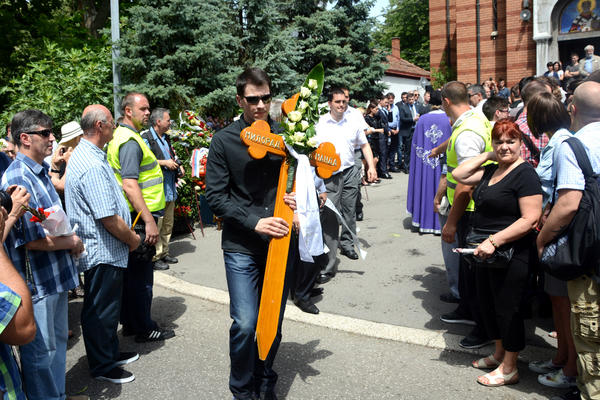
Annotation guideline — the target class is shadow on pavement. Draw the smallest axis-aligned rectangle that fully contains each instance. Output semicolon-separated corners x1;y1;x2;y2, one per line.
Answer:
275;339;332;399
168;239;197;259
66;295;187;398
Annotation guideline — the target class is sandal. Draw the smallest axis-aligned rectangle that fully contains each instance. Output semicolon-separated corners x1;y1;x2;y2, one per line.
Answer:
477;367;519;387
472;354;501;369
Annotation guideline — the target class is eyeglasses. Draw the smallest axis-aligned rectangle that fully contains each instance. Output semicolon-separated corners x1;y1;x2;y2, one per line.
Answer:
499;109;509;113
244;94;272;105
23;129;53;138
101;120;116;129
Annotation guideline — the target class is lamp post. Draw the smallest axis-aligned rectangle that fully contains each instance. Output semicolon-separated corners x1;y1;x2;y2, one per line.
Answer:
110;0;122;118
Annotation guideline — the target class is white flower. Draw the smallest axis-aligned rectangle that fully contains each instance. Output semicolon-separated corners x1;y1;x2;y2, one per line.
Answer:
294;131;306;140
300;86;311;98
299;120;310;131
298;100;309;111
307;137;318;148
307;79;318;90
194;186;201;191
288;110;302;122
287;121;296;131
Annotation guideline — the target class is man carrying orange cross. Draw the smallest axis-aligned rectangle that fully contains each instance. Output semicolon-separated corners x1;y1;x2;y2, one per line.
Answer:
205;68;296;400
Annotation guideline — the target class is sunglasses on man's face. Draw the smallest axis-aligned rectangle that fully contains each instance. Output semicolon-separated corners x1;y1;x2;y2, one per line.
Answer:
23;128;53;138
244;94;272;105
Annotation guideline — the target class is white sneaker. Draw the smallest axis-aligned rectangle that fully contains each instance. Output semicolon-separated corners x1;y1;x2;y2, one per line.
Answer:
538;369;577;389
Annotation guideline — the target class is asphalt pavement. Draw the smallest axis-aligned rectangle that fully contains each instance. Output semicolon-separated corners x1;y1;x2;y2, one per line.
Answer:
64;171;564;399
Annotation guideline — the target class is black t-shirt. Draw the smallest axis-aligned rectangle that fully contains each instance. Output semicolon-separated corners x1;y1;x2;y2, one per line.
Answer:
364;114;383;130
471;162;542;233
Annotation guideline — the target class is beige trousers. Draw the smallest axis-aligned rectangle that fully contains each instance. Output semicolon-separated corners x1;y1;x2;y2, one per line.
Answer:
153;201;175;262
568;275;600;399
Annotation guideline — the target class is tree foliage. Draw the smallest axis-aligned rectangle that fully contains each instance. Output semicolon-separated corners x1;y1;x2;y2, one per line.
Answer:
373;0;429;70
0;40;112;135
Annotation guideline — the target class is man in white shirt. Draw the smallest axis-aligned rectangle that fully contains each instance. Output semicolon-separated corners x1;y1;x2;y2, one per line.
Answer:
315;88;376;282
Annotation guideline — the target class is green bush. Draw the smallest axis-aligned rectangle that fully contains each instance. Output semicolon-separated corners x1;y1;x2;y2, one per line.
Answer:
0;39;112;138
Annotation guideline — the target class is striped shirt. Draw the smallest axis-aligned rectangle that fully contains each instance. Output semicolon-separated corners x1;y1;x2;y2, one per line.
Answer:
0;283;26;400
1;153;78;299
65;138;131;271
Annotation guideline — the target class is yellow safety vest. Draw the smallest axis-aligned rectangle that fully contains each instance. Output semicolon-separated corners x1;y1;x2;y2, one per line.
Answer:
446;110;493;212
106;125;166;212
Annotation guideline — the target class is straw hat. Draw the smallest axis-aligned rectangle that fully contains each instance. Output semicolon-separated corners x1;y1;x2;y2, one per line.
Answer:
59;121;83;144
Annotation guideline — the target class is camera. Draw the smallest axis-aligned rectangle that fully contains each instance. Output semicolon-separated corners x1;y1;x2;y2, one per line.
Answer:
0;190;13;214
175;159;184;178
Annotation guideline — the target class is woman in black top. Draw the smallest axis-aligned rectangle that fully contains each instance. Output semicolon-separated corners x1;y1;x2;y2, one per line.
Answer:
452;120;542;387
363;101;384;181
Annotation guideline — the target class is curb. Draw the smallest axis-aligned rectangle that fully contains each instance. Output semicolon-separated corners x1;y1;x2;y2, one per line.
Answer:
155;272;555;363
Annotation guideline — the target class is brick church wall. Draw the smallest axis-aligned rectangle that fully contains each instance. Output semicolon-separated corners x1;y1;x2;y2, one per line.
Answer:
429;0;536;87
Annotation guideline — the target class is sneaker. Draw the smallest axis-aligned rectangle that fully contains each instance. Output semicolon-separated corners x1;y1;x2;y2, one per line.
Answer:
440;311;475;326
115;352;139;366
459;333;494;349
153;260;169;271
529;359;564;374
538;369;577;389
95;366;135;384
134;328;175;343
550;387;581;400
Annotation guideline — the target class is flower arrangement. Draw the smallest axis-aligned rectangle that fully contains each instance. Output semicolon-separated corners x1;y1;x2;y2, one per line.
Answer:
280;62;325;191
169;110;214;222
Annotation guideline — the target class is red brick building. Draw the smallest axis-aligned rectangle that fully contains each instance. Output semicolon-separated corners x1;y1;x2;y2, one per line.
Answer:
429;0;600;87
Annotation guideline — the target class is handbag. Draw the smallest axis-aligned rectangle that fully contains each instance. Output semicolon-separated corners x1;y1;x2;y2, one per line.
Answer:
462;228;514;269
541;137;600;282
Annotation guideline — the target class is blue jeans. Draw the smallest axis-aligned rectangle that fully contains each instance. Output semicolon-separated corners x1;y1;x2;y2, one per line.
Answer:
224;249;294;399
20;291;68;400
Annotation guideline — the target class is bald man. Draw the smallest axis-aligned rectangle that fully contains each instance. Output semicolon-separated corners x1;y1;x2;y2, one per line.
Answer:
537;81;600;400
65;105;141;384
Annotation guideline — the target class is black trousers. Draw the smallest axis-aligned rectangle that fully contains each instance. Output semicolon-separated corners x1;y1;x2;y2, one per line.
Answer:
82;264;124;376
120;252;158;334
376;132;389;176
292;254;327;302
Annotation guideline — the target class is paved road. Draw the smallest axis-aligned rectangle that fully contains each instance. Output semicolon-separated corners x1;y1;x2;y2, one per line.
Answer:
63;171;564;399
166;172;554;348
66;286;559;400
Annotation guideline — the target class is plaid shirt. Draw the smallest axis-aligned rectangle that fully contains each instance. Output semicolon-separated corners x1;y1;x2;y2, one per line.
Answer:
0;283;26;399
516;109;549;168
1;153;78;299
65;139;131;271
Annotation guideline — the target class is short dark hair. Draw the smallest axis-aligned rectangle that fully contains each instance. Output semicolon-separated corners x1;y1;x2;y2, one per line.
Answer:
521;79;551;105
491;119;522;142
547;61;554;68
386;92;395;99
469;84;487;99
482;95;509;121
527;92;570;139
236;68;271;97
328;88;346;102
10;109;53;147
150;108;170;127
429;90;442;106
510;84;520;98
401;92;407;97
519;76;535;93
441;81;469;105
121;92;147;115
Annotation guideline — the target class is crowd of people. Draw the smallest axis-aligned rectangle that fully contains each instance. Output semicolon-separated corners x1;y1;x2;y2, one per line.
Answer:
0;93;183;399
0;47;599;400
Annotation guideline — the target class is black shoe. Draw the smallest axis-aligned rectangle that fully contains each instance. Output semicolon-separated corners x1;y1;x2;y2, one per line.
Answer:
121;327;136;337
316;273;332;284
162;255;178;264
115;352;139;366
340;248;359;260
134;328;175;343
459;333;494;349
153;260;169;271
356;212;363;221
551;388;581;400
439;310;475;326
389;167;400;173
94;366;135;384
439;293;460;304
310;287;324;297
259;392;278;400
294;299;319;314
381;173;393;179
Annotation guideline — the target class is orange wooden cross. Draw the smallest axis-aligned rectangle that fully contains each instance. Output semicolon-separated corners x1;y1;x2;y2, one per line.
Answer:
240;119;340;360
